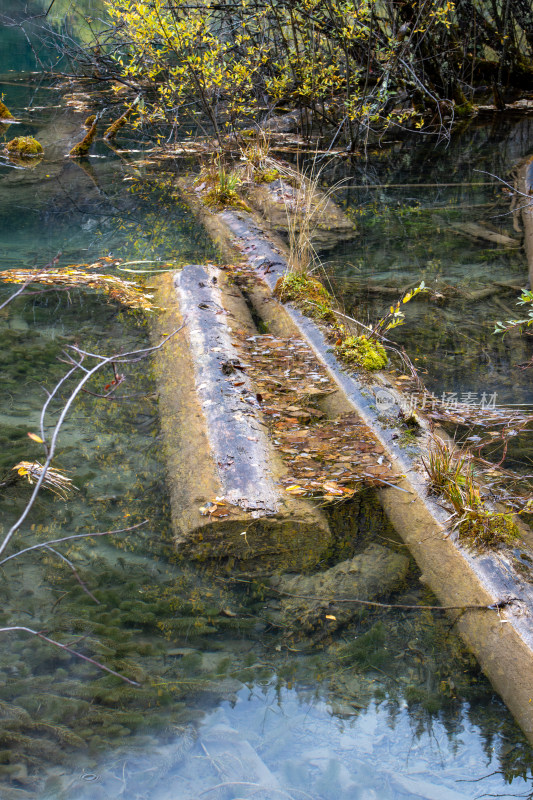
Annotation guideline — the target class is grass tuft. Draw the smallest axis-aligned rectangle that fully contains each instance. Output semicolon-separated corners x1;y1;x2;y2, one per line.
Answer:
422;437;520;549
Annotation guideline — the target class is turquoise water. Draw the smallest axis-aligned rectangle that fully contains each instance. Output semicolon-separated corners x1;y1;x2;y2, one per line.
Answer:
2;9;533;800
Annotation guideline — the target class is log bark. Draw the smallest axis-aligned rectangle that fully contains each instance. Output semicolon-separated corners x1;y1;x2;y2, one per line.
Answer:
154;265;333;573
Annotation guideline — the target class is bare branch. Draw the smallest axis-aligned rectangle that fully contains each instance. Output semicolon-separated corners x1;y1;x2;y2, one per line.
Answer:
0;325;185;558
0;520;148;567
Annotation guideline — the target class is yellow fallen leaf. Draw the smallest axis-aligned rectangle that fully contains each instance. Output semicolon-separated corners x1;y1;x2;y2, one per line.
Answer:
27;432;44;443
325;614;336;621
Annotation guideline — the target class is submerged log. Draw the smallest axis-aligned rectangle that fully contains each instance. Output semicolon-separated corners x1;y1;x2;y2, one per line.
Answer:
269;543;410;635
245;176;357;251
448;220;520;247
154;265;333;572
69;114;99;157
103;97;139;141
519;156;533;288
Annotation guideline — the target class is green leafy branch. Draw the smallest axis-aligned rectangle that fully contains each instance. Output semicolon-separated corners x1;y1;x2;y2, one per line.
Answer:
494;290;533;335
370;281;426;339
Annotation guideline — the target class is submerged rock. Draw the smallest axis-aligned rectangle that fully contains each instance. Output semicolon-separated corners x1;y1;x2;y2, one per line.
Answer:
269;543;410;634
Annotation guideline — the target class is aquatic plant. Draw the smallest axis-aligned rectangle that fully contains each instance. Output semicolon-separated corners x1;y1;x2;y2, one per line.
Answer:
335;335;388;371
5;137;43;157
458;509;520;549
422;437;521;549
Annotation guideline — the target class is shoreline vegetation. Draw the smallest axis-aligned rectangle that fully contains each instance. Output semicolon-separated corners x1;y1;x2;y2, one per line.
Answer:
45;0;533;154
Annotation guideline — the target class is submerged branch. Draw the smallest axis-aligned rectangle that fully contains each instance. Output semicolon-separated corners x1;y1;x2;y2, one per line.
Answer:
224;578;519;614
0;326;185;558
0;626;140;685
0;520;148;568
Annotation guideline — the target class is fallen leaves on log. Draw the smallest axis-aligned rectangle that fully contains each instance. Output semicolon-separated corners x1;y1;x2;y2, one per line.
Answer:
233;332;400;500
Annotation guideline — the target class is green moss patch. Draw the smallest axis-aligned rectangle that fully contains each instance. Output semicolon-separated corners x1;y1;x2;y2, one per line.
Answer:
335;334;388;371
69;118;98;157
6;137;43;157
253;167;279;183
0;100;13;119
274;272;336;322
458;510;520;549
455;101;474;118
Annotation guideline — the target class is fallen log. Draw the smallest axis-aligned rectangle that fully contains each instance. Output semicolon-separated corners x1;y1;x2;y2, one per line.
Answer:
154;264;333;572
269;543;410;636
448;220;520;247
245;176;357;251
175;192;533;745
518;156;533;288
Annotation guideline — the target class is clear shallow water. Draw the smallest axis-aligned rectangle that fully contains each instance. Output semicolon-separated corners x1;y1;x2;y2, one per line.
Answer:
322;120;533;409
2;10;533;800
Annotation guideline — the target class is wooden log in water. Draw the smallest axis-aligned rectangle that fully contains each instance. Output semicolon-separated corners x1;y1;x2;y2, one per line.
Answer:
185;198;533;746
448;220;520;247
519;156;533;289
245;175;357;251
154;264;332;572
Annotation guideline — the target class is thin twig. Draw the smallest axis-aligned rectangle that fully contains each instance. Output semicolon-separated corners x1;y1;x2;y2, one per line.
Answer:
44;546;101;604
0;326;185;558
0;521;148;567
226;578;518;613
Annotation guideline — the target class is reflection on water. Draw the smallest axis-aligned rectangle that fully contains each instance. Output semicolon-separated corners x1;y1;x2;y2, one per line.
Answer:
2;11;533;800
64;685;533;800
